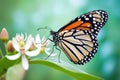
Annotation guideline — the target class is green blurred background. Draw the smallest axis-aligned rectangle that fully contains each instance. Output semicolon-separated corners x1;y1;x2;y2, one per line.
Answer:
0;0;120;80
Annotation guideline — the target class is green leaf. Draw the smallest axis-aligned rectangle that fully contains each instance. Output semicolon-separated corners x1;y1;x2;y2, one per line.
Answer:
30;59;103;80
0;57;20;76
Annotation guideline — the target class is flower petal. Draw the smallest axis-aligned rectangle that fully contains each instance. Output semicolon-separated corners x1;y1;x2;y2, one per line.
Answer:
44;39;50;46
25;49;40;57
45;48;56;56
45;48;50;51
35;34;41;43
25;35;32;51
12;38;20;52
24;33;27;41
16;33;21;41
42;37;45;42
6;53;21;60
36;43;42;48
22;55;29;70
21;33;24;40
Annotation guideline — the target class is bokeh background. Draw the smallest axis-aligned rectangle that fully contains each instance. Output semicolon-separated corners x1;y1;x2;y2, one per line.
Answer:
0;0;120;80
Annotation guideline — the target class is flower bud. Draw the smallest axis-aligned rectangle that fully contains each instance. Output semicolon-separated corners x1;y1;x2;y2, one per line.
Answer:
6;40;15;52
0;28;9;41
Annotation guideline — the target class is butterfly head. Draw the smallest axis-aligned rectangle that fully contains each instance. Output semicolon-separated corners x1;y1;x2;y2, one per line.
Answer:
50;30;60;45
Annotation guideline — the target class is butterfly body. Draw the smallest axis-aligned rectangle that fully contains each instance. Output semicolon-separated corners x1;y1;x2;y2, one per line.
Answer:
50;10;108;65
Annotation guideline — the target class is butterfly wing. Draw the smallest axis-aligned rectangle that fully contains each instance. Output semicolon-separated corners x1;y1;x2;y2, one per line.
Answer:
58;10;108;36
58;30;98;64
56;10;108;64
80;10;108;36
50;10;108;64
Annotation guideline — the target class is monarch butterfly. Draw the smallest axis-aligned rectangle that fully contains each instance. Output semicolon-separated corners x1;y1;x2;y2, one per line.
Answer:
50;10;108;65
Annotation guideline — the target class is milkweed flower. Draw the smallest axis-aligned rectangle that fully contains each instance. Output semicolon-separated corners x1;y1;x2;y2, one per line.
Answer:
6;33;40;70
34;34;56;56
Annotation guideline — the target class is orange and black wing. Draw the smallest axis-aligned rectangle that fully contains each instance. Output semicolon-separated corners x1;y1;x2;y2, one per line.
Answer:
56;10;108;64
58;10;108;36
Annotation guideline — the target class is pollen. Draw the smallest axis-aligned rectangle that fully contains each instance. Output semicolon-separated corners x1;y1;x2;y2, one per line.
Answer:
40;47;45;54
19;40;25;47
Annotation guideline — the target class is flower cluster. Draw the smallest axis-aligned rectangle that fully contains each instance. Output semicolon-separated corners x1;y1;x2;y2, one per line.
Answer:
0;28;56;70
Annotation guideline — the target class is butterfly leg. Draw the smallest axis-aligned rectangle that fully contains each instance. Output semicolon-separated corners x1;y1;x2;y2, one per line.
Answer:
45;44;55;60
55;46;61;63
48;38;53;42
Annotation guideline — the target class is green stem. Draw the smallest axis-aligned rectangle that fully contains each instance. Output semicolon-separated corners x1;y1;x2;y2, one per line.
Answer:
0;40;7;57
0;49;4;58
4;42;8;54
0;41;6;58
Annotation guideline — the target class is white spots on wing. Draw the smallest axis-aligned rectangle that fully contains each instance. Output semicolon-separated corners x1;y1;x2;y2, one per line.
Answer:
89;14;92;17
78;18;81;21
93;21;96;24
93;18;96;21
85;18;89;20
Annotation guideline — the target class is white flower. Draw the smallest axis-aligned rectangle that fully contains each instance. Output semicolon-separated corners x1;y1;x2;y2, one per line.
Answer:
34;34;56;56
6;33;40;70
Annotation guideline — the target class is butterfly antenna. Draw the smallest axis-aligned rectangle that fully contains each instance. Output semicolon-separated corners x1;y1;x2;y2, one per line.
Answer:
37;26;52;32
37;26;53;42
